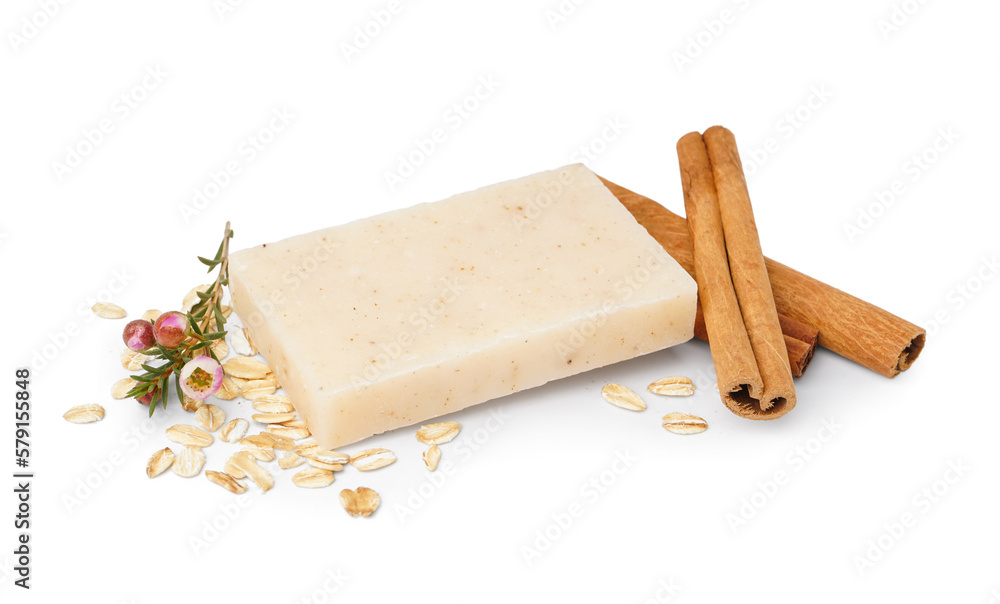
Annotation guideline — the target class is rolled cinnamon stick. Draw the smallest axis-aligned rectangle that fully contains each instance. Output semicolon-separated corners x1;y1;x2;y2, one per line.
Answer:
693;305;816;378
679;131;795;418
598;175;926;379
705;126;797;412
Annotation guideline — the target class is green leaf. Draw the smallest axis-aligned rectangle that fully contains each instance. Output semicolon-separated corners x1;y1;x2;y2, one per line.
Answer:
157;346;179;363
187;314;204;336
198;256;218;268
124;384;149;398
160;378;170;411
213;302;225;332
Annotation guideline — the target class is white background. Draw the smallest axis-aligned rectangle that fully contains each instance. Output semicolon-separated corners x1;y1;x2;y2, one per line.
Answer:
2;1;999;602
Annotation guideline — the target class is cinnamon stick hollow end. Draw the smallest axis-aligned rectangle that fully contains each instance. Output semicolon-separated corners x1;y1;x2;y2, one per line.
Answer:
723;382;795;420
897;332;926;373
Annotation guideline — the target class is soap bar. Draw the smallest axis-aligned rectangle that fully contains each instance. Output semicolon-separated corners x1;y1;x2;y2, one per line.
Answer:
229;164;697;448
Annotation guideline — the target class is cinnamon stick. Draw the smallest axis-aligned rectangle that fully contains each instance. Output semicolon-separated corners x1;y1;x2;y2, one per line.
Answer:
778;314;818;349
598;177;926;380
679;130;795;419
693;305;816;378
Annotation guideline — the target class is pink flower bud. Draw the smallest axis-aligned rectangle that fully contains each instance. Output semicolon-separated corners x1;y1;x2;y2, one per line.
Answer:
153;311;189;349
179;356;223;400
122;319;156;351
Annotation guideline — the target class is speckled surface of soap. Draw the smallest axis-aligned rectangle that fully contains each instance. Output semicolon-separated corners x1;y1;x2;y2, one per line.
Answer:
229;164;697;448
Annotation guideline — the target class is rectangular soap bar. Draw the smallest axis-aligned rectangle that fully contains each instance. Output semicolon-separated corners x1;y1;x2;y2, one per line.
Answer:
229;164;697;449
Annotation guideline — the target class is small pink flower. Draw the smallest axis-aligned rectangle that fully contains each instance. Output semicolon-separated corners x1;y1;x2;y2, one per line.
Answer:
122;319;156;351
179;355;223;400
153;311;189;349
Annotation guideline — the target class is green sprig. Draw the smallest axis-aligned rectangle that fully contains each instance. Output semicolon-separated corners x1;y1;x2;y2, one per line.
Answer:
125;222;234;417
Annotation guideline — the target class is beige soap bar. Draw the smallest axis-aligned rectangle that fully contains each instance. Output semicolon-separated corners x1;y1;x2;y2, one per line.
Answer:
229;164;697;448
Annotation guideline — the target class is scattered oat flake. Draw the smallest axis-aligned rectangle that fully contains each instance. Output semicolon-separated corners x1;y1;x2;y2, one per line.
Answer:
296;443;351;464
110;378;136;400
601;383;646;411
340;487;380;518
213;377;241;401
220;418;250;443
252;412;296;424
266;434;296;451
415;421;461;445
307;459;344;471
182;284;211;313
63;404;105;424
230;327;258;356
241;379;277;400
309;450;350;465
166;424;213;447
229;451;273;492
267;425;310;440
211;339;229;360
120;349;150;371
141;309;161;322
424;445;441;472
224;455;247;479
146;447;174;478
242;433;277;448
293;467;336;488
180;394;203;412
244;329;258;353
196;404;226;432
252;396;294;413
350;448;396;471
223;357;272;379
241;442;276;462
648;376;696;397
172;446;206;477
92;302;127;319
295;440;322;457
206;470;247;494
279;451;305;469
279;419;308;429
661;412;708;435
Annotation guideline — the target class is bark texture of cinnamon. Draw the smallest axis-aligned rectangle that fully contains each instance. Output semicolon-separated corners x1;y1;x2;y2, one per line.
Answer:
679;129;796;418
598;174;926;380
693;305;816;378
